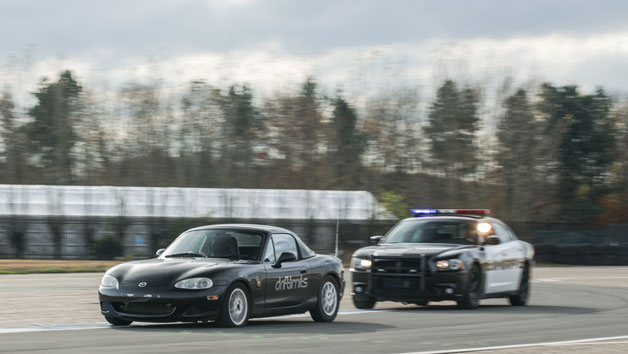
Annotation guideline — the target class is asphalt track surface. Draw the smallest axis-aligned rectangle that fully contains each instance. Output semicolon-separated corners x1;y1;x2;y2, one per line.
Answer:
1;267;628;354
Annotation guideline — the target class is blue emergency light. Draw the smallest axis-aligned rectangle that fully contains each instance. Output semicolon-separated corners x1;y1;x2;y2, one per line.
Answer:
411;209;491;216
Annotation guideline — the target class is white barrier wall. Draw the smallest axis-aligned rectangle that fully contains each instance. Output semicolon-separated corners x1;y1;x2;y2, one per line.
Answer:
0;185;393;220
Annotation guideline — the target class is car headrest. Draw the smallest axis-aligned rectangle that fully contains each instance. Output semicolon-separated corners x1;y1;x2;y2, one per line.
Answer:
210;233;239;257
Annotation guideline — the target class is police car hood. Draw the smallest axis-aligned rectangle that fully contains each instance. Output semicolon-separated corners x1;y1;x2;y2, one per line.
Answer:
355;243;469;258
107;257;247;284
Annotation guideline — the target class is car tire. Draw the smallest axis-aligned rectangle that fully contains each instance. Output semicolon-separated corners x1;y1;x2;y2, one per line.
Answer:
353;295;376;309
311;276;340;322
105;317;132;326
509;264;530;306
217;283;250;327
414;300;429;306
457;264;481;309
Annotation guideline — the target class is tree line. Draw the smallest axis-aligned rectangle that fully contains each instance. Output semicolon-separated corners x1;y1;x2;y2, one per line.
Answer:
1;70;627;223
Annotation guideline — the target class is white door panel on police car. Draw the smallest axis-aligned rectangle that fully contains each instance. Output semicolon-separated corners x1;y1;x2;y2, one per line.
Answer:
498;241;523;292
494;223;524;292
484;223;522;293
503;240;526;291
483;242;511;294
263;234;311;309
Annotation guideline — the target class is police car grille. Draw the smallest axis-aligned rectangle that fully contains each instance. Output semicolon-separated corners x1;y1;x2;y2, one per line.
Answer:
372;258;422;274
373;277;422;297
113;302;176;316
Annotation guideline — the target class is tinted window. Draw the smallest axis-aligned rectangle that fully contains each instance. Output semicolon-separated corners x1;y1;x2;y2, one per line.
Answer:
272;234;299;259
164;229;264;260
383;220;479;245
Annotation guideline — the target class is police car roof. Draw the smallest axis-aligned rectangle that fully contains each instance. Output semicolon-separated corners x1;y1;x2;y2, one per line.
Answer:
401;215;496;222
187;223;295;235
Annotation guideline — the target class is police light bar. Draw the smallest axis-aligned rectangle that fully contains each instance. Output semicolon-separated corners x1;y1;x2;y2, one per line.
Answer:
411;209;491;216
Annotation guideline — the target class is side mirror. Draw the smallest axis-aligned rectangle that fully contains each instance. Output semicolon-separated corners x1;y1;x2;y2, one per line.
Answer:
484;235;501;246
156;248;165;257
370;235;384;245
273;252;297;268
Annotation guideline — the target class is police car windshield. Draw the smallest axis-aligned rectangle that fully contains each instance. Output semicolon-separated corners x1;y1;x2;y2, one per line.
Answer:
382;220;479;245
163;229;264;260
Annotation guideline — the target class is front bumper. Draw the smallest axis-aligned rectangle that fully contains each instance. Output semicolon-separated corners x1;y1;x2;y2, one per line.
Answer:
99;284;229;322
351;268;470;302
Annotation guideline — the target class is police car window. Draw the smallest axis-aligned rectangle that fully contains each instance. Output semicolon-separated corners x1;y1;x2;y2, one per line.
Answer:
492;224;512;243
502;223;519;240
272;234;299;259
383;220;479;245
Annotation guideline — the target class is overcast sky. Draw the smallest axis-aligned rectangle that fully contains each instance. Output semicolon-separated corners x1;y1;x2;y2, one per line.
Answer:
2;0;628;99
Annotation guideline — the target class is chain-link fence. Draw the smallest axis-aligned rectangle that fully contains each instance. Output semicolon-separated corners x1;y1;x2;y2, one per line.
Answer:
0;216;395;262
2;216;628;264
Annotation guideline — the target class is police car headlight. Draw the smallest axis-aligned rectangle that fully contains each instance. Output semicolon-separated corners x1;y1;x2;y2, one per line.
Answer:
436;259;465;271
100;274;119;289
175;277;213;289
351;257;372;270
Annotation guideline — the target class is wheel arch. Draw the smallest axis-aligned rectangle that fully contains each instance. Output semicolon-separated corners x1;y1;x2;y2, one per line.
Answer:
229;278;254;298
325;271;341;287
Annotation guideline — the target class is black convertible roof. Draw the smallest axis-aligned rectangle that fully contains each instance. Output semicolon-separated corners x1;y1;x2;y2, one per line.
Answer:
187;223;295;235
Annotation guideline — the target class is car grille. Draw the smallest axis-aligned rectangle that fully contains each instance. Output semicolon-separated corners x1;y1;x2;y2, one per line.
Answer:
113;302;176;316
370;256;425;298
373;277;422;297
372;258;422;274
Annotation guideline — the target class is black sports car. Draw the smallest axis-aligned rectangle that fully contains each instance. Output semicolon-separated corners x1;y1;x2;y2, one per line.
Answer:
99;224;345;327
350;209;534;309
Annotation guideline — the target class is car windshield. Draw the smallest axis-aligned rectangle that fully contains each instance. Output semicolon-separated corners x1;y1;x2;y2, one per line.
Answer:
382;219;479;245
162;229;265;260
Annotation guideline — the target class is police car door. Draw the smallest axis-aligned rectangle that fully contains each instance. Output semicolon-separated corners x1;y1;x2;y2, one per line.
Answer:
263;233;311;309
498;223;525;292
482;223;513;294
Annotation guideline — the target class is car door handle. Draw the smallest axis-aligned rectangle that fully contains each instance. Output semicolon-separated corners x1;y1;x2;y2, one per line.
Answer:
300;268;307;274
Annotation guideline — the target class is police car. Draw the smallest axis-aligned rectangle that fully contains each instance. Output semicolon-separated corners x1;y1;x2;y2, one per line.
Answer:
99;224;344;327
350;209;534;309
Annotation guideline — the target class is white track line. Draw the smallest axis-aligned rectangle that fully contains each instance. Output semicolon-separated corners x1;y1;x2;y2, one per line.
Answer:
395;335;628;354
0;309;385;334
531;279;628;287
0;323;110;334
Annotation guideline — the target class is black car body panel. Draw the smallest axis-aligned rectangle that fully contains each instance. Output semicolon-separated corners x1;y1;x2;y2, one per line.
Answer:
99;224;344;323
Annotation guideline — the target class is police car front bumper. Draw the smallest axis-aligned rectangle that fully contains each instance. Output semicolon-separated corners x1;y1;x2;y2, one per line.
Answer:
351;268;470;302
99;284;230;322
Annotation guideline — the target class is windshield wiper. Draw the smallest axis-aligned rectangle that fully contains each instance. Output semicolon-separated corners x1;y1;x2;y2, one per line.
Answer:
164;252;206;258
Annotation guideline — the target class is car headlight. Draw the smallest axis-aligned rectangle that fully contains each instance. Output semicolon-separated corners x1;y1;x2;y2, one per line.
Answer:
351;257;372;270
100;274;119;289
174;277;213;289
436;259;465;271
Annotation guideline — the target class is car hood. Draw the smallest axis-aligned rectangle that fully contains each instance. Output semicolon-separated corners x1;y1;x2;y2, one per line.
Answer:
108;257;250;284
354;243;473;258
